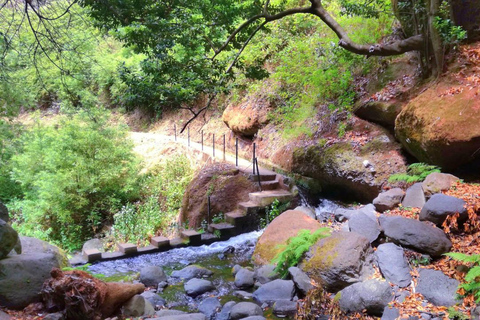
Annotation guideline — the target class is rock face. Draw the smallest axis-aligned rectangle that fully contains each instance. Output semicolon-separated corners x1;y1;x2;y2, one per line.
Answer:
0;201;9;223
301;231;375;292
253;210;322;265
373;188;405;212
252;279;295;304
292;121;407;202
179;163;257;228
419;194;467;226
422;173;459;196
222;96;271;137
355;101;403;128
338;279;393;316
416;268;460;307
378;216;452;257
402;183;425;208
0;219;21;259
375;243;412;287
395;80;480;170
140;266;167;287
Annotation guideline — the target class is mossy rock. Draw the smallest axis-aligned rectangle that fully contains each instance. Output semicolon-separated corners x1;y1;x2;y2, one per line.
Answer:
355;101;403;128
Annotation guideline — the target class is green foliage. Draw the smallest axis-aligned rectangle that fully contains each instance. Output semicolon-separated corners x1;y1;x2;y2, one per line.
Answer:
445;252;480;303
260;198;290;229
10;110;141;251
447;307;469;320
433;17;467;45
388;163;441;183
0;120;23;202
62;264;106;280
272;228;331;278
212;213;225;224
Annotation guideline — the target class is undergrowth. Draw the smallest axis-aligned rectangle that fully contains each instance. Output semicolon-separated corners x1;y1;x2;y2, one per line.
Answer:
444;252;480;303
388;163;441;183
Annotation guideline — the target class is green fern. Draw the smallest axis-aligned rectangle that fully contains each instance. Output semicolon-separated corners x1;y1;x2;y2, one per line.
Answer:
445;252;480;302
272;228;331;278
389;163;441;183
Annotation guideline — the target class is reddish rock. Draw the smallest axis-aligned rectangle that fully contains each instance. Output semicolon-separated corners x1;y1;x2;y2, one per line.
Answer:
222;96;271;137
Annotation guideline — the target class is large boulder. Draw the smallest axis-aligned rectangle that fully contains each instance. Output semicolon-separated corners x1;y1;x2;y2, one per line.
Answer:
348;212;381;243
422;173;459;197
338;279;394;316
373;188;405;212
179;163;257;228
252;279;295;304
19;236;69;267
253;210;323;265
395;78;480;170
416;268;460;307
375;243;412;287
300;231;375;292
140;266;167;287
234;268;255;289
0;219;21;259
355;101;403;128
378;216;452;257
292;122;407;202
419;194;467;226
222;95;271;137
0;202;9;223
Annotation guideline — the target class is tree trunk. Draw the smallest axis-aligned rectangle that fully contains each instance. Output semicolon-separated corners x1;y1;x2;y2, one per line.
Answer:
426;0;443;77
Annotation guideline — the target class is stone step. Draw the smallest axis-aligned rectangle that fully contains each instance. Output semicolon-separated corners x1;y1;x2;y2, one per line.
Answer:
208;222;237;239
117;243;138;255
238;201;263;215
248;190;293;207
225;209;248;226
247;170;277;182
259;180;280;191
180;230;202;246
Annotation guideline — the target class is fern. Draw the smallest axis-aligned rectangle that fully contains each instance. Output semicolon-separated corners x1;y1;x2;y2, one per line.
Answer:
272;228;331;278
445;252;480;302
389;163;440;183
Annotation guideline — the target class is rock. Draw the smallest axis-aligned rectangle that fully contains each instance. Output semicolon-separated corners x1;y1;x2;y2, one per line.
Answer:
0;311;10;320
157;281;168;292
288;267;313;296
155;310;187;317
234;290;253;299
230;302;263;320
334;208;354;222
254;265;278;285
19;236;69;267
198;297;221;320
82;239;104;253
338;279;394;316
172;265;213;280
140;266;168;287
184;278;215;297
273;300;297;317
373;188;405;212
294;206;317;220
379;215;452;257
239;317;265;320
422;173;459;196
402;183;426;208
416;268;460;307
217;301;236;320
381;307;400;320
334;204;377;222
419;194;467;226
375;243;412;287
252;279;295;304
301;231;375;292
122;295;155;317
348;212;381;243
0;219;21;259
141;291;166;308
232;264;242;276
0;201;9;223
42;313;64;320
355;100;403;128
235;268;255;289
253;210;323;265
152;313;207;320
102;282;147;317
292;123;407;202
222;96;270;137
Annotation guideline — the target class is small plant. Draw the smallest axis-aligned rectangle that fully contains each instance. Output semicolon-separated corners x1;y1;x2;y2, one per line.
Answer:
212;213;224;224
213;229;222;238
434;17;467;45
444;252;480;302
447;307;469;320
272;228;331;278
260;199;290;229
389;163;441;184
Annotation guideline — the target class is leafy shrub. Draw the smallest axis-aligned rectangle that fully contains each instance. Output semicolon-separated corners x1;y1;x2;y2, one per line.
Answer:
444;252;480;302
272;228;331;278
10;110;141;251
0;120;23;202
260;198;290;229
388;163;441;184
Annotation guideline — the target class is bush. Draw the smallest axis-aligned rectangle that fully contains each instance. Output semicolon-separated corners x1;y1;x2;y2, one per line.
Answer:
10;109;141;251
388;163;441;184
0;120;23;202
444;252;480;303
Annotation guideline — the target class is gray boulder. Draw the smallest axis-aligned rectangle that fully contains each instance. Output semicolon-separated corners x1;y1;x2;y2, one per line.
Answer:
338;279;394;316
155;310;187;317
235;268;255;289
184;278;215;297
402;183;426;208
19;236;69;267
422;173;459;197
381;307;400;320
0;311;11;320
234;290;253;299
122;294;155;317
141;291;166;308
252;279;295;304
375;243;411;287
416;268;460;307
273;300;297;317
172;265;213;280
198;297;221;320
140;266;168;287
301;231;375;292
254;265;278;285
217;301;236;320
230;302;263;320
0;202;9;223
348;212;381;243
288;267;313;296
151;313;207;320
334;204;376;222
82;238;104;252
0;219;21;259
373;188;405;212
379;215;452;257
419;194;467;226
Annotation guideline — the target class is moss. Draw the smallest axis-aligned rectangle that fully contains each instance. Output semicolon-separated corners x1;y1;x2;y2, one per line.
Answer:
303;236;341;273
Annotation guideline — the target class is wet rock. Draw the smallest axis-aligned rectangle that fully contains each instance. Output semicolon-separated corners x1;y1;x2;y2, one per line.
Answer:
416;268;460;307
348;212;381;243
198;297;221;320
338;279;394;316
252;279;295;304
378;215;452;257
0;202;9;223
373;188;405;212
140;266;167;287
217;301;236;320
402;183;426;208
288;267;313;296
172;265;213;280
375;243;412;288
254;265;278;285
235;268;255;289
0;219;21;259
184;278;215;297
273;300;297;317
234;290;253;299
419;194;467;226
422;173;459;197
382;307;400;320
122;294;155;317
301;231;375;292
141;291;166;308
230;302;263;320
294;206;316;220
